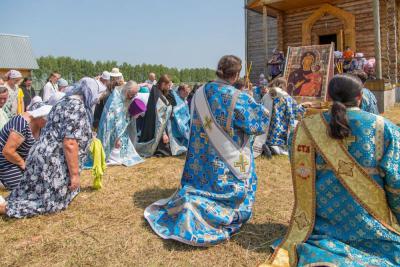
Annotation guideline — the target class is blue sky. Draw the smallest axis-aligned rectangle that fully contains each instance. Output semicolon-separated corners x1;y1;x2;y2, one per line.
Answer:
1;0;246;69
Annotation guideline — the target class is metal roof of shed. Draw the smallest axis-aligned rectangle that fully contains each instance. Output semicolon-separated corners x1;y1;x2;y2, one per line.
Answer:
0;34;38;69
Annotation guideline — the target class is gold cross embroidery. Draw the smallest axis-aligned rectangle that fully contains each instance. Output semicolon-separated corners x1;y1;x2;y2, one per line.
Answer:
218;174;228;184
234;154;249;173
200;132;209;143
204;116;213;131
344;135;357;149
338;160;354;177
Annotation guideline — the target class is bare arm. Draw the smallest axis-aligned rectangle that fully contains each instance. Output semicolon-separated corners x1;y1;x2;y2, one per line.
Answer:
63;138;80;190
2;131;26;169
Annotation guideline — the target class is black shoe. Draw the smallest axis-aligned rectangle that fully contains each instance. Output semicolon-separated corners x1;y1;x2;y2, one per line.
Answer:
262;144;273;159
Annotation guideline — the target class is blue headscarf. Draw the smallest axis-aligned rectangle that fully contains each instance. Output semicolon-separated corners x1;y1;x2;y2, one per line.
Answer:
66;78;103;123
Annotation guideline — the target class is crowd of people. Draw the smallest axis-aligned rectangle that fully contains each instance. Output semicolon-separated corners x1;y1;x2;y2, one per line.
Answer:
0;53;399;266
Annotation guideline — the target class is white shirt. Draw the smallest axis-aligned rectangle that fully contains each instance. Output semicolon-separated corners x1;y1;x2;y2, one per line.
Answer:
42;81;58;102
145;80;157;86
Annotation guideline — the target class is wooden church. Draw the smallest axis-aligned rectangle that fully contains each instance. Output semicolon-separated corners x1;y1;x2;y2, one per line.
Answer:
245;0;399;111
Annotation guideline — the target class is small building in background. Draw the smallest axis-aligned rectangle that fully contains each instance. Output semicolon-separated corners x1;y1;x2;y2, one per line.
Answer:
245;0;399;112
0;33;39;78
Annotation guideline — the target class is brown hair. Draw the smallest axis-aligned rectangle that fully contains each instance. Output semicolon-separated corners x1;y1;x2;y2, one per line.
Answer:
233;79;245;91
269;77;287;91
178;83;189;92
328;74;362;139
216;55;242;80
157;74;171;87
351;70;368;84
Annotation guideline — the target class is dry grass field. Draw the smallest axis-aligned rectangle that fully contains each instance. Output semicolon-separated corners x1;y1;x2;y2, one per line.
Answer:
1;106;399;267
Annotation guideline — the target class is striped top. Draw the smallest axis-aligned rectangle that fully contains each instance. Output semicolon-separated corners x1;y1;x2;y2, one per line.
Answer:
0;116;35;167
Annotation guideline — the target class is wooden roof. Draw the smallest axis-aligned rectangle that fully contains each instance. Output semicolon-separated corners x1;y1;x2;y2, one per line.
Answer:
247;0;336;14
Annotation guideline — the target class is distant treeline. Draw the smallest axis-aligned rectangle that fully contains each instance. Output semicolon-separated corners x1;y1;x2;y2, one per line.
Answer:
32;56;216;84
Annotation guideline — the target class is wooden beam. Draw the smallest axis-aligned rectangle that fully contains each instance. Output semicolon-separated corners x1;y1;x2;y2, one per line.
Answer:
276;10;284;52
373;0;383;79
263;4;269;74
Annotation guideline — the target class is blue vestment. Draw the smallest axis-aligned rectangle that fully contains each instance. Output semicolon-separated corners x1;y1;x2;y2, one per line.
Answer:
267;96;305;147
169;90;190;151
361;88;379;115
97;89;144;166
144;80;269;246
253;86;263;103
292;109;400;266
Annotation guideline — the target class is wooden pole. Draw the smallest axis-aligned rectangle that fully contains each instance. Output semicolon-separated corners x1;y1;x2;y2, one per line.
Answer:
262;4;269;75
373;0;383;79
244;0;248;70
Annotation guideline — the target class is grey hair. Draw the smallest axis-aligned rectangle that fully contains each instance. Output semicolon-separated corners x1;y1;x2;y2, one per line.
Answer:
0;86;8;94
123;80;138;93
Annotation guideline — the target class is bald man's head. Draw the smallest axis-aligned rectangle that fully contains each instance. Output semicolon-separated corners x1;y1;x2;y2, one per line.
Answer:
148;73;156;81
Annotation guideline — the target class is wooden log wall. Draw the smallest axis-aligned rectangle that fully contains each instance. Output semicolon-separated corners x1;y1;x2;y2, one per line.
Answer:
246;8;278;83
246;0;399;84
283;0;375;58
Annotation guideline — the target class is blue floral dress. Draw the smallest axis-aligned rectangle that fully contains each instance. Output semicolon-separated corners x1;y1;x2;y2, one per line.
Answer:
6;96;92;218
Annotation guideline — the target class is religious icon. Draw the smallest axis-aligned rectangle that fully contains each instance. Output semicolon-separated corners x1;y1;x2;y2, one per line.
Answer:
285;44;335;102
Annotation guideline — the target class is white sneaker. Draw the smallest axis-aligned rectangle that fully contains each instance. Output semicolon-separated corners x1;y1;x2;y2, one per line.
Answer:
0;195;5;205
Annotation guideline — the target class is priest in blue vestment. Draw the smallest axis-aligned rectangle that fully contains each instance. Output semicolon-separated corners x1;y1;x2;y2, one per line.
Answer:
136;75;186;158
169;84;191;150
97;81;144;166
352;70;379;114
145;55;269;246
266;78;308;155
265;74;400;267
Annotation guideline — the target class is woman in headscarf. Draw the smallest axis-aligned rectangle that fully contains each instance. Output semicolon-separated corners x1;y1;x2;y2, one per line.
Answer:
3;70;24;118
0;101;52;190
0;78;106;218
97;81;144;166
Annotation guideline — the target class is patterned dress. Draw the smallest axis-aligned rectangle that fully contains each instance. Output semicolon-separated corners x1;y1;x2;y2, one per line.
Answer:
6;96;92;218
145;80;269;246
267;96;305;147
295;109;400;266
3;83;20;118
0;116;35;190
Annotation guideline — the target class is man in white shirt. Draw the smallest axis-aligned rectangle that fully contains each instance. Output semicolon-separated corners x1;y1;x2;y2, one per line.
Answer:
42;72;60;102
145;72;157;87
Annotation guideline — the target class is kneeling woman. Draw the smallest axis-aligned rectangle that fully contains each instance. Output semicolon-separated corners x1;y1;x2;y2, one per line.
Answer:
0;79;104;218
266;74;400;266
0;101;51;190
145;55;269;246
